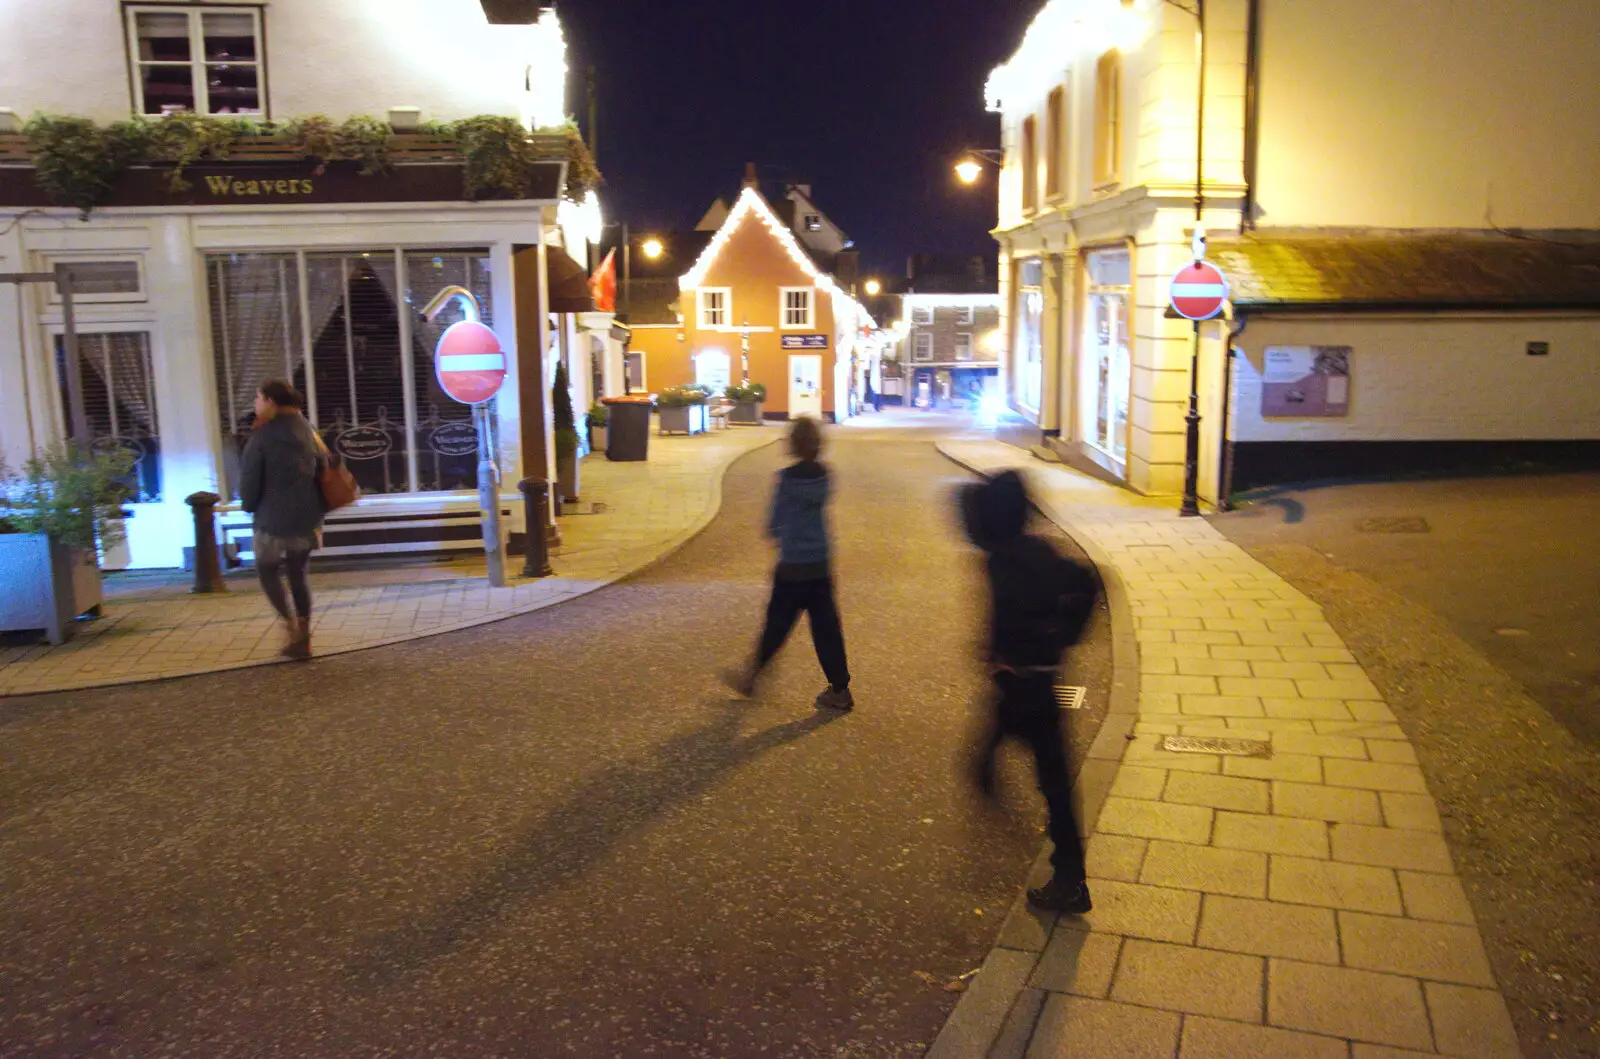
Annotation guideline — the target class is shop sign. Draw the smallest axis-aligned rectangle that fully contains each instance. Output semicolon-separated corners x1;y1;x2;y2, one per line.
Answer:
336;425;394;460
1261;346;1351;417
428;421;480;457
781;334;828;350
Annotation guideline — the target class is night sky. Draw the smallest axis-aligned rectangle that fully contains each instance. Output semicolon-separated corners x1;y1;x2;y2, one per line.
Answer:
558;0;1042;278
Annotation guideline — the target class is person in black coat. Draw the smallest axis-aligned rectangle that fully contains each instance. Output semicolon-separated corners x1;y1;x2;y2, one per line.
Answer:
960;469;1098;914
239;379;325;659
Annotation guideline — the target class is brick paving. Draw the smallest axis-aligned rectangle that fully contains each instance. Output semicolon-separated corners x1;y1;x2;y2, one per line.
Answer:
929;440;1523;1059
0;428;778;697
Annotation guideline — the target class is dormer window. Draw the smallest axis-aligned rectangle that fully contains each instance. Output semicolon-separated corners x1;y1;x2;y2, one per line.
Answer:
804;214;822;232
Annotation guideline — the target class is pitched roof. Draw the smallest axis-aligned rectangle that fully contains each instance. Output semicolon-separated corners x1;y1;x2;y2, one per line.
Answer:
1209;231;1600;311
679;186;845;294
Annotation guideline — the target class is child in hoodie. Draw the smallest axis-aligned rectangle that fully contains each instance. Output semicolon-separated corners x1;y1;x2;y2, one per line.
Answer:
960;469;1098;914
727;416;853;710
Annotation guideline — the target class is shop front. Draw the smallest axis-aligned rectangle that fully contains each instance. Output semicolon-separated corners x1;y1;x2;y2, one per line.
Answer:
1077;245;1133;472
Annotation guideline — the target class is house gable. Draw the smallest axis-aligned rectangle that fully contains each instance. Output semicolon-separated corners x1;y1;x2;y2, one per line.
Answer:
681;186;838;294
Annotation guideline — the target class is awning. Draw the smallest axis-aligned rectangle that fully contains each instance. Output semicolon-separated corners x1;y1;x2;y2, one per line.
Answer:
547;245;596;314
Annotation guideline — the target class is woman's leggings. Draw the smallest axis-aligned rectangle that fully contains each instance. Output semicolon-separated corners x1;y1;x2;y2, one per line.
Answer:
258;550;312;620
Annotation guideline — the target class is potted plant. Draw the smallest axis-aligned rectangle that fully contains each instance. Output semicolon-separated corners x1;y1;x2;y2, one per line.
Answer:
552;360;580;502
656;384;710;435
724;381;768;424
586;402;609;454
0;444;134;644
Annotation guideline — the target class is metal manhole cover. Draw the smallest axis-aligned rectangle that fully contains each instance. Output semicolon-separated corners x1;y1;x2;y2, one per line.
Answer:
1160;734;1272;758
1355;516;1430;534
1055;685;1086;710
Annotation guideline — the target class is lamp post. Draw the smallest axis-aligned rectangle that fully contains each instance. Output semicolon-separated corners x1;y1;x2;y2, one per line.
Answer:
954;148;1003;184
1168;0;1208;518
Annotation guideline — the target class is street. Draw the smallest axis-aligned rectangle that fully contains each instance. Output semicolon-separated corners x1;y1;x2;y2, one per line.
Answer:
0;420;1111;1057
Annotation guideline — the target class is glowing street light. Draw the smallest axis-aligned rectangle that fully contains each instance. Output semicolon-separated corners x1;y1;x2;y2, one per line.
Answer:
641;237;664;261
955;159;983;184
864;278;882;296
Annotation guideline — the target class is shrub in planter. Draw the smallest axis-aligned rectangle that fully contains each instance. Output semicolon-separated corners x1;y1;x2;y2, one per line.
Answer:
0;445;134;643
586;402;609;452
724;381;768;424
656;385;710;434
552;361;580;501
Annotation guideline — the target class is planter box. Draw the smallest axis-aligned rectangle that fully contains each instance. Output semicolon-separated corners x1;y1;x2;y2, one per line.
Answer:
729;401;765;425
659;404;709;435
557;449;580;503
0;534;102;644
588;425;608;453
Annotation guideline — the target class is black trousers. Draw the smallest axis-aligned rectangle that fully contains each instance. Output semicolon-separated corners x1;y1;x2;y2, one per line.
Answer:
984;669;1085;884
755;575;850;690
258;550;312;620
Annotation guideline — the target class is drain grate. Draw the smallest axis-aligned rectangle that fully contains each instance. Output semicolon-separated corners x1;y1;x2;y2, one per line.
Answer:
1160;734;1272;758
1055;685;1086;710
1355;516;1430;534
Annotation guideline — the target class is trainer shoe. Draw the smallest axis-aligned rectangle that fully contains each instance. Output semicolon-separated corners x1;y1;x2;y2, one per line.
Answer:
815;685;854;711
1026;877;1092;915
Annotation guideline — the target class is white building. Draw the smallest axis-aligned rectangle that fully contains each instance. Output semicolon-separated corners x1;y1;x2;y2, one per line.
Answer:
0;1;609;568
987;0;1600;501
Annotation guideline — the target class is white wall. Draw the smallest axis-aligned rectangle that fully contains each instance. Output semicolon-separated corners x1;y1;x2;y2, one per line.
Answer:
1232;315;1600;442
1254;0;1600;229
0;0;542;124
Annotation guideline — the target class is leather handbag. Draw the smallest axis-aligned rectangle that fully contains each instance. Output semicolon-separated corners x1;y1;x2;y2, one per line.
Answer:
311;431;360;511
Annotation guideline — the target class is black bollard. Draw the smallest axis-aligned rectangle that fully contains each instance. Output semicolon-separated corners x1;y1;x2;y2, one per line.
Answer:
185;491;226;594
517;478;554;578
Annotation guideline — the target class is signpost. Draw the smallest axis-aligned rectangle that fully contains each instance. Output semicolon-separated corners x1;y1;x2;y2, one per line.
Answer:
424;286;508;587
1168;259;1228;322
1169;229;1229;516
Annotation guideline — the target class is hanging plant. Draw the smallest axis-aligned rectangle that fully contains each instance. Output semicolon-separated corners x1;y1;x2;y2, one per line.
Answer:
285;115;392;175
22;116;148;218
283;114;339;166
451;115;541;200
557;122;600;204
145;112;260;191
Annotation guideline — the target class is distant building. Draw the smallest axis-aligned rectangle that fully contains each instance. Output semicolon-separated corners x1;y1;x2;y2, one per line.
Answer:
884;293;1001;410
988;0;1600;500
625;166;875;421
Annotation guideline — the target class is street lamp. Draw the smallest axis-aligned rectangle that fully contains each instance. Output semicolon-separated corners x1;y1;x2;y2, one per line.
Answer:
1164;0;1209;517
864;278;882;297
641;237;664;261
954;148;1003;185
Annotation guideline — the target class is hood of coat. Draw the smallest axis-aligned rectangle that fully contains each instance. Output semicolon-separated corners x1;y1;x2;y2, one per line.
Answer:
781;460;829;507
959;470;1030;552
256;412;318;459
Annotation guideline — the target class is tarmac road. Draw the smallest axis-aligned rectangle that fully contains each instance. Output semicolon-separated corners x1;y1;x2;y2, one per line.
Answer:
0;418;1110;1058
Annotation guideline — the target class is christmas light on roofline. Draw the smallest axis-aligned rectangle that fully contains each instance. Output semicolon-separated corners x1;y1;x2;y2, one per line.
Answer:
986;0;1148;112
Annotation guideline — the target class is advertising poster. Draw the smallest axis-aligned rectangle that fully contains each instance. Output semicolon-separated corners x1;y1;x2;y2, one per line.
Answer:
1261;345;1351;417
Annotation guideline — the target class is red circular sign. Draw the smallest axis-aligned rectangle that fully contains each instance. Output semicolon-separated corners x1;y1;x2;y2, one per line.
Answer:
1169;260;1229;321
434;320;506;405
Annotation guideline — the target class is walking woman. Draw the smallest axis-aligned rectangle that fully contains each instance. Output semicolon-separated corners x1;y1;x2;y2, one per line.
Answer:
240;379;324;659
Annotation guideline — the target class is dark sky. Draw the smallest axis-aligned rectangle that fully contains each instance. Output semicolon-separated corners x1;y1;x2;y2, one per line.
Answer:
558;0;1041;279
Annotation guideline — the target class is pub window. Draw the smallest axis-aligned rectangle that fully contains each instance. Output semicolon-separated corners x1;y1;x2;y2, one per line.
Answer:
1046;85;1066;198
48;259;144;304
1094;51;1123;187
1021;114;1039;211
780;287;813;329
698;287;729;328
913;333;934;362
127;6;265;116
957;305;975;325
910;305;933;325
54;331;162;502
208;249;495;499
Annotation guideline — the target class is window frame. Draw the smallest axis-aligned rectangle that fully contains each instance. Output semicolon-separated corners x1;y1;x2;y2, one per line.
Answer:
779;286;814;330
47;324;164;502
1093;50;1123;188
954;333;974;361
1020;114;1039;213
956;305;975;325
45;255;147;305
1045;85;1066;199
803;214;822;232
697;287;731;329
913;332;934;362
910;305;933;326
124;4;269;118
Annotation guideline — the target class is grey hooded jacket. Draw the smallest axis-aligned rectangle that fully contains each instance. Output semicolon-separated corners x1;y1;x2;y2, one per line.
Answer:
239;412;326;538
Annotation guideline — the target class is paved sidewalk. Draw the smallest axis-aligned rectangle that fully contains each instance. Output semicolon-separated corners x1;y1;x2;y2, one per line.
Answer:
0;428;779;698
931;440;1522;1059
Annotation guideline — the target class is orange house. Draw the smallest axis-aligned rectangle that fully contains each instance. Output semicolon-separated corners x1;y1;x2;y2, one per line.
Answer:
627;181;871;421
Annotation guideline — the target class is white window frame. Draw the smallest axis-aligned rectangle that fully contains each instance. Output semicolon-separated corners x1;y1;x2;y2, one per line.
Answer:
910;305;933;325
803;214;822;232
697;287;730;329
913;333;934;362
126;5;267;117
45;323;164;501
779;286;814;330
954;333;973;360
956;305;975;325
45;256;147;305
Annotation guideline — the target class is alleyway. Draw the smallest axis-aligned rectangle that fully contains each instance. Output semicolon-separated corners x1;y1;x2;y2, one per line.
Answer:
0;419;1110;1057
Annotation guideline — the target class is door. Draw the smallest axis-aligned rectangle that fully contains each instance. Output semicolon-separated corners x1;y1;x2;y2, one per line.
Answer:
789;354;822;418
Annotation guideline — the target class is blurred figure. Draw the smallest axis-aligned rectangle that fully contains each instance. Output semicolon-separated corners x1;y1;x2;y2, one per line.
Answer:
724;416;853;710
960;470;1098;913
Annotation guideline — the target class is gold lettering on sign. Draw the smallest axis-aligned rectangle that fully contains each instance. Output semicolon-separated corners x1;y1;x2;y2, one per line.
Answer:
201;175;317;197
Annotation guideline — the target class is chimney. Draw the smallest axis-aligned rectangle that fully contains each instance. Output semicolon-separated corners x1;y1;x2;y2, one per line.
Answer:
742;162;759;189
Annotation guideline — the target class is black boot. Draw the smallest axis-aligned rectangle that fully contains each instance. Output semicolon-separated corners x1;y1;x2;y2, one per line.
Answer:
1027;876;1092;915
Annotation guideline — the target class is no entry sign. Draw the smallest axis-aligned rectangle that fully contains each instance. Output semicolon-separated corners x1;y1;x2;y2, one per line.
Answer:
1169;260;1229;321
435;320;506;405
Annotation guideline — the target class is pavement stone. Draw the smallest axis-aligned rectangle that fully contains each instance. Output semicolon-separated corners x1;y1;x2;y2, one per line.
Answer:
1096;797;1214;844
1397;871;1475;925
1162;771;1271;814
1139;839;1268;898
1178;1015;1349;1059
1331;824;1455;874
1338;911;1497;987
1026;996;1181;1059
1111;938;1265;1022
1076;879;1202;944
1323;759;1430;795
1215;810;1330;858
1380;792;1444;833
1425;982;1522;1058
1269;855;1404;916
1084;834;1148;883
1028;928;1121;998
1198;893;1341;964
1268;959;1434;1050
1273;781;1384;824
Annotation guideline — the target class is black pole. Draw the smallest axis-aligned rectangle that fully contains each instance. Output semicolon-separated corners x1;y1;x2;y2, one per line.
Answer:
1179;0;1207;518
517;477;554;577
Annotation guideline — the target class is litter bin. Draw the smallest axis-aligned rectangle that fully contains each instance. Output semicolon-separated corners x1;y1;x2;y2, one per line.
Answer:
603;395;653;462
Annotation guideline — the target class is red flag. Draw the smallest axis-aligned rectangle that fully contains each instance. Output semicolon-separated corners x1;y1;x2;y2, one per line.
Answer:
589;248;617;313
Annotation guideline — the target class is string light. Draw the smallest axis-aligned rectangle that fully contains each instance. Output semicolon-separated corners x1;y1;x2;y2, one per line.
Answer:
524;8;568;130
986;0;1148;112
